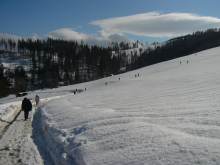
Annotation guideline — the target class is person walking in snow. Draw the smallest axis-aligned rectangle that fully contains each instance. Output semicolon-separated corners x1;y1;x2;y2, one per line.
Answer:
35;94;40;107
32;95;40;122
21;97;32;121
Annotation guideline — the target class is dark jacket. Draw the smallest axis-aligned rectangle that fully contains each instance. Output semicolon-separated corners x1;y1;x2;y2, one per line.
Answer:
22;98;32;112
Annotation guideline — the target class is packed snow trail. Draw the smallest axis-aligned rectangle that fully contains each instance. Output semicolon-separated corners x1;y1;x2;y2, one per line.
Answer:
0;108;43;165
0;93;76;165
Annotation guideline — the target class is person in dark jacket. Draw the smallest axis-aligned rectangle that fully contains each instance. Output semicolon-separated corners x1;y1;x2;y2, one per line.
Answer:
21;97;32;120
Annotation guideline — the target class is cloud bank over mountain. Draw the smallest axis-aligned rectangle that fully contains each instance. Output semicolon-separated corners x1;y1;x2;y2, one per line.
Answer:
48;28;129;46
91;12;220;38
3;12;220;45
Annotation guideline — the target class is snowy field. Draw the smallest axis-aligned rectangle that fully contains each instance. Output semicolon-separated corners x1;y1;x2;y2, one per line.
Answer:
33;47;220;165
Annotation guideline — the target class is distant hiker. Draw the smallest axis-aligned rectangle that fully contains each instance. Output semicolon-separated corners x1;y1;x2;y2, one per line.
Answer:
85;88;87;91
118;77;120;81
138;73;140;77
180;60;182;64
35;95;40;106
21;98;32;121
32;95;40;122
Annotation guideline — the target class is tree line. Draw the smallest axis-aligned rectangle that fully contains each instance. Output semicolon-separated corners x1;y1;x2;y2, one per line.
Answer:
0;38;123;97
131;29;220;69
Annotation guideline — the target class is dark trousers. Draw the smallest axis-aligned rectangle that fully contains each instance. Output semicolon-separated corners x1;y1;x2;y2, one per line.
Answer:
24;111;29;120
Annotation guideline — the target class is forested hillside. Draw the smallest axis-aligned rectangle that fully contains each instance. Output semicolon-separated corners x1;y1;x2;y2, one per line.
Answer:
1;28;220;97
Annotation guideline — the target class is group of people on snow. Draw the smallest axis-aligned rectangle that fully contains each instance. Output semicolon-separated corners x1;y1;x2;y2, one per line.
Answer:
135;73;140;78
21;94;40;121
180;60;190;64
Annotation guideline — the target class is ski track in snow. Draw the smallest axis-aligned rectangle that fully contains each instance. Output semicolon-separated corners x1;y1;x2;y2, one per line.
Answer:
0;109;43;165
0;96;67;165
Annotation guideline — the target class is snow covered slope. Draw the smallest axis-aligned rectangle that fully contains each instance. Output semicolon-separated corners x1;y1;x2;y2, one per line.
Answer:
34;47;220;165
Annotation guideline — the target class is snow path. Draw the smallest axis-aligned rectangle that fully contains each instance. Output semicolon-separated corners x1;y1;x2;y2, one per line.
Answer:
0;94;73;165
0;109;43;165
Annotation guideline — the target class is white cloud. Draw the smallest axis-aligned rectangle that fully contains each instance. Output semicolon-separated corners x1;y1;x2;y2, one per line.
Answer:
48;28;91;41
48;28;129;46
2;12;220;46
48;12;220;45
91;12;220;38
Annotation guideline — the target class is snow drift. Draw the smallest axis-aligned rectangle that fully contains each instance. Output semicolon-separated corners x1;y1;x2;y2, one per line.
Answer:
0;102;20;138
33;47;220;165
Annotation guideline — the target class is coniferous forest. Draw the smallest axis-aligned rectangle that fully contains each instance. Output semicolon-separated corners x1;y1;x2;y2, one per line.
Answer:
1;28;220;97
0;38;125;97
131;29;220;69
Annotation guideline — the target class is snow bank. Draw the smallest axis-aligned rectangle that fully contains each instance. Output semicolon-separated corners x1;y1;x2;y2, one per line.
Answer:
33;47;220;165
0;101;21;136
0;101;21;123
32;105;86;165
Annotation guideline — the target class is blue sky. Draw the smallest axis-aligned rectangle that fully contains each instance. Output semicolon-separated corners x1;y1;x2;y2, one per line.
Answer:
1;0;220;43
